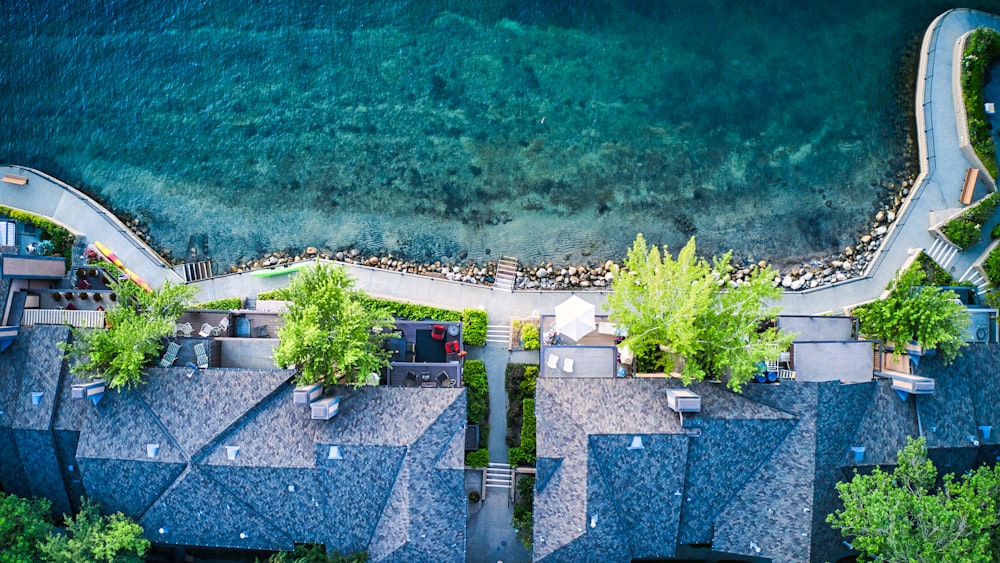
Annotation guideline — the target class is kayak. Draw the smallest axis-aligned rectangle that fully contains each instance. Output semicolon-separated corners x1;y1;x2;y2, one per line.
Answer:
92;241;153;292
249;261;311;277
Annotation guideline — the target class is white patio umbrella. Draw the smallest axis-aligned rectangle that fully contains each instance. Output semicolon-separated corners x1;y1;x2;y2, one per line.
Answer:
553;295;596;342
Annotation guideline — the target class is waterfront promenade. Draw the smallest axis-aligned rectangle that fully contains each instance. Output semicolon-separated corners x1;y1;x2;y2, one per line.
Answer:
3;9;1000;323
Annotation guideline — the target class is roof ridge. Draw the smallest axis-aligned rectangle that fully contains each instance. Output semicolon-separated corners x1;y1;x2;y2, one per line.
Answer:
196;464;296;546
133;391;189;463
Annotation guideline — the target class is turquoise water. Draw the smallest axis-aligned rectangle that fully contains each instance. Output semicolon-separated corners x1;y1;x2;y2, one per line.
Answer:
2;1;999;269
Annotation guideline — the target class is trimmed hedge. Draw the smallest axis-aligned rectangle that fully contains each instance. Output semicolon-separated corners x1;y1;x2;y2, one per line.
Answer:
0;205;75;268
508;398;536;465
520;365;538;396
942;193;1000;250
465;448;489;468
461;308;487;346
192;297;242;310
962;28;1000;179
257;288;290;301
512;475;534;549
464;359;489;426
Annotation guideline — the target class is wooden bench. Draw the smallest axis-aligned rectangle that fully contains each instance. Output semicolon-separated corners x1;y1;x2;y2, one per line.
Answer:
960;167;979;205
1;173;27;185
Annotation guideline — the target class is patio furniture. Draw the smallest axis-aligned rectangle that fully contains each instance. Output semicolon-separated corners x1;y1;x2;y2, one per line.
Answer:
175;322;193;337
254;325;269;338
403;371;417;387
445;340;460;355
421;372;432;382
198;323;214;337
217;316;230;336
193;343;209;369
547;354;559;370
159;342;181;368
442;377;457;388
563;358;574;373
76;279;90;290
436;371;450;386
447;325;460;337
235;316;251;337
431;324;446;341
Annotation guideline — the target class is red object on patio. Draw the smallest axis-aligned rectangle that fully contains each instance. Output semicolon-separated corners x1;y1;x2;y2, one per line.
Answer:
445;341;460;354
431;325;446;341
65;302;77;311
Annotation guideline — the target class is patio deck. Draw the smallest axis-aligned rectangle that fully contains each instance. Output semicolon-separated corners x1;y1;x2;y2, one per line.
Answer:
539;314;627;378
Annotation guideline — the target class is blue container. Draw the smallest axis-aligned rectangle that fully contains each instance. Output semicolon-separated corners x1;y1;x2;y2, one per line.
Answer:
754;372;767;383
766;371;778;383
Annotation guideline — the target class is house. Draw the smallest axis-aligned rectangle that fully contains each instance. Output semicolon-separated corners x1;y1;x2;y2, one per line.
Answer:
532;316;1000;562
0;325;468;562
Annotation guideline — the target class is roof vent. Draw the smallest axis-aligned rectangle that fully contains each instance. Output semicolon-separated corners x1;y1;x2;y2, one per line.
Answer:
146;444;160;459
288;485;295;492
665;389;701;413
851;446;865;463
328;445;343;460
968;435;981;447
158;527;167;535
311;397;340;420
31;392;43;406
628;436;644;450
750;541;761;554
239;532;248;539
590;514;598;528
293;383;323;405
980;425;992;440
226;446;240;461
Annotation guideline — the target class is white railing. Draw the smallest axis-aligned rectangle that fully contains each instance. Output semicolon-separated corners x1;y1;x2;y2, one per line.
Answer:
22;309;105;328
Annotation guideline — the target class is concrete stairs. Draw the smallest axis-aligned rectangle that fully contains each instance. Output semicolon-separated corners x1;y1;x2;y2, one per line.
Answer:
494;256;518;292
486;323;511;346
180;260;213;282
485;463;514;491
926;237;960;271
959;265;990;296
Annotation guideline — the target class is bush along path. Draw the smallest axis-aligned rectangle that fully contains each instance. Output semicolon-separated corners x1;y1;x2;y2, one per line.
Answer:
505;363;538;550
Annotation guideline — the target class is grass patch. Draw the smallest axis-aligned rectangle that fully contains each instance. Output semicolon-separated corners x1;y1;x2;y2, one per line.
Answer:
962;27;1000;179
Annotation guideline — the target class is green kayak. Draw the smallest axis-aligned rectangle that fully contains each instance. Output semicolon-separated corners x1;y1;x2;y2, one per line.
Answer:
249;261;311;277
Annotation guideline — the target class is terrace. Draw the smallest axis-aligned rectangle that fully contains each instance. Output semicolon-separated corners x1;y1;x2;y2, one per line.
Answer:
539;314;631;379
382;320;464;387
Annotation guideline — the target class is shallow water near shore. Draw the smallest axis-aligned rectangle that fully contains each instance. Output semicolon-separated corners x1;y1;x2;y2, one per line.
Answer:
2;0;1000;269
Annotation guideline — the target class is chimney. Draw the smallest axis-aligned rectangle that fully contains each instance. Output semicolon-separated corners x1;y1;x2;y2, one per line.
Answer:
71;380;106;405
293;383;323;405
311;397;340;420
851;446;865;463
665;389;701;413
146;444;160;459
226;446;240;461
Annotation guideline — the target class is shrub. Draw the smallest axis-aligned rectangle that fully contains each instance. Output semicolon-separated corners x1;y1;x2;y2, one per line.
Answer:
465;448;489;467
964;193;1000;224
192;297;242;310
0;205;75;269
521;323;540;350
519;398;536;464
983;245;1000;286
992;223;1000;239
461;308;487;346
258;288;290;300
512;475;535;549
962;28;1000;178
942;218;981;250
355;295;461;323
468;491;481;503
464;360;489;425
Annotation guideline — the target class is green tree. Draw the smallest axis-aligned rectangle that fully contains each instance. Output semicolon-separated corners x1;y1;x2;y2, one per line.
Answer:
828;437;1000;563
264;544;368;563
39;499;149;563
854;264;969;363
695;257;795;391
608;234;792;391
61;279;197;389
273;263;395;387
0;492;52;563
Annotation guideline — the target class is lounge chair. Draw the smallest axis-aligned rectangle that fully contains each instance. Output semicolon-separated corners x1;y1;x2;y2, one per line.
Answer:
563;358;574;373
431;325;446;341
159;342;181;368
403;371;417;387
547;354;559;370
175;322;193;337
217;317;230;336
445;340;460;354
198;323;214;337
436;371;450;386
193;343;209;369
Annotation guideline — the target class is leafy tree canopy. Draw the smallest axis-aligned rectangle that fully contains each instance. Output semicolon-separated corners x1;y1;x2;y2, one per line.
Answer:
61;279;197;389
608;234;793;391
0;492;52;563
273;263;395;387
39;498;149;563
828;437;1000;563
854;263;969;363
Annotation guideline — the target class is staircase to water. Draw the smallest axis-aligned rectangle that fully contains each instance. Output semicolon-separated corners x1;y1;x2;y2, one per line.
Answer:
179;260;213;282
493;256;518;292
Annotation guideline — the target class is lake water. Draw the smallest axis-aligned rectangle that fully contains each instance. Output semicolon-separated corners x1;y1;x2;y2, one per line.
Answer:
3;0;999;269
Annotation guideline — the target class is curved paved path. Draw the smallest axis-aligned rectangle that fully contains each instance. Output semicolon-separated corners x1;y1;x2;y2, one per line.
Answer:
4;10;1000;321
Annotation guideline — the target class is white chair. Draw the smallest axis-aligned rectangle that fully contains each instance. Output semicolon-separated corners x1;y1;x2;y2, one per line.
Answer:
216;316;230;336
198;323;214;337
546;354;559;370
194;343;209;369
159;342;181;368
563;358;575;373
175;322;193;337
